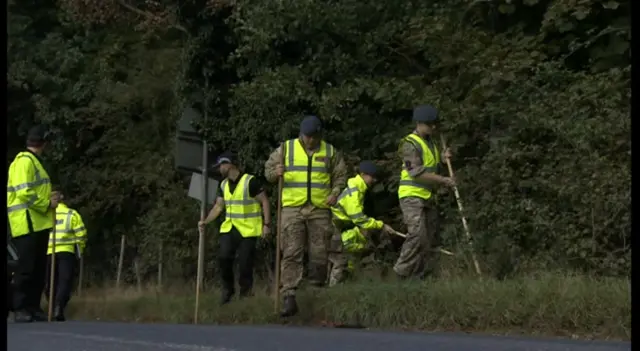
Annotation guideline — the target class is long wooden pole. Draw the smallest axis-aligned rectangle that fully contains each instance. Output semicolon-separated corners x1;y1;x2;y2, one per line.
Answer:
47;213;56;322
195;225;205;324
116;235;126;289
389;229;455;256
439;135;482;275
273;144;284;313
77;255;83;296
195;73;210;325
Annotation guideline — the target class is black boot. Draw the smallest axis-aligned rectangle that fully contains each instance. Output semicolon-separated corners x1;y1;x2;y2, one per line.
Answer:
30;308;47;322
280;296;298;317
54;306;65;322
13;310;33;323
220;291;233;306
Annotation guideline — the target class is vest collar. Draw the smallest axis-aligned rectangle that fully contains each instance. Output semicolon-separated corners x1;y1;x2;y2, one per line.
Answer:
412;131;432;142
297;136;322;152
23;149;43;163
227;172;244;184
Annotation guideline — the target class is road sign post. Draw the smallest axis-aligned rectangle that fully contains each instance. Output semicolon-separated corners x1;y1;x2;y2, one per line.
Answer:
175;74;215;324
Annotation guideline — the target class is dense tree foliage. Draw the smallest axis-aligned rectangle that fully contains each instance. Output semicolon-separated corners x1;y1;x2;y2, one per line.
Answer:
7;0;630;284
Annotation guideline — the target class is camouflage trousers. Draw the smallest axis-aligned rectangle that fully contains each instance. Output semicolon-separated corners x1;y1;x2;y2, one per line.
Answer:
328;222;385;286
327;224;348;287
280;203;333;297
393;196;440;279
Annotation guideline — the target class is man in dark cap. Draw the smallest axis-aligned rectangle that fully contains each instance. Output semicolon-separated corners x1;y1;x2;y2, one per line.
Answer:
7;125;60;322
394;105;455;280
327;161;396;286
264;115;347;317
199;151;272;305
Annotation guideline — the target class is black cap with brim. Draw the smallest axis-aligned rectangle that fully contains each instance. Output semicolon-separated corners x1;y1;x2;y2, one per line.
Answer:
300;115;323;136
212;151;236;168
359;160;379;178
412;105;439;124
27;125;50;143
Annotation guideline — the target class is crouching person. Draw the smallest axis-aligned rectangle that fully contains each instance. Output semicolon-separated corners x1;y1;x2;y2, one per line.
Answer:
328;161;395;286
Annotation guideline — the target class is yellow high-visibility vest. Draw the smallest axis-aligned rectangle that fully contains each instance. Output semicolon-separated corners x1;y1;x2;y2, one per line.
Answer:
398;133;440;200
282;138;333;208
7;151;53;237
220;174;262;238
48;203;87;256
332;175;383;230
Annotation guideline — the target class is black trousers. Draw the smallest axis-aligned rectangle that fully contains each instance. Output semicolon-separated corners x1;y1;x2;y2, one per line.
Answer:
219;227;258;297
44;252;78;310
11;229;50;312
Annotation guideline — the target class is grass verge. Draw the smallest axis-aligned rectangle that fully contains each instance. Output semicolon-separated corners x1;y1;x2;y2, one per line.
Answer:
68;273;630;341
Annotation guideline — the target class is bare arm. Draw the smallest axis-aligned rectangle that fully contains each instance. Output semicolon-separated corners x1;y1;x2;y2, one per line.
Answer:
330;150;348;197
264;145;283;184
255;191;271;225
202;197;225;224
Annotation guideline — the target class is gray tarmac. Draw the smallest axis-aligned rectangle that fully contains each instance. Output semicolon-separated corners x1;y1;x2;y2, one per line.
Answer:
7;321;630;351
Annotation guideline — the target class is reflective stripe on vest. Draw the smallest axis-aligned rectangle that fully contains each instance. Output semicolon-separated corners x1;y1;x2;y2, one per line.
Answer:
220;174;262;238
7;154;51;213
48;205;87;255
332;175;368;223
7;152;53;237
282;138;333;208
398;134;440;200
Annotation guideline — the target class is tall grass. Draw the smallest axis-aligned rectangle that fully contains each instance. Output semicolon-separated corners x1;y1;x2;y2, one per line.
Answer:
67;272;630;341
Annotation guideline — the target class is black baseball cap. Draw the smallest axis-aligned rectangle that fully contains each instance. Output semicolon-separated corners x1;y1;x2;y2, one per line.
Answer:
300;115;323;136
212;151;237;168
359;160;379;177
412;105;439;124
26;125;51;143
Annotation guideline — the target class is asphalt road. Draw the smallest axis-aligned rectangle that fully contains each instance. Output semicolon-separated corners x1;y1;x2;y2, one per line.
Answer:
7;321;630;351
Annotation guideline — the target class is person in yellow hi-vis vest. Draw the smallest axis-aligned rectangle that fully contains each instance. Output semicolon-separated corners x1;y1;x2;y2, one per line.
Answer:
7;125;60;323
395;105;455;280
328;161;396;286
44;189;87;321
264;115;347;317
199;151;272;305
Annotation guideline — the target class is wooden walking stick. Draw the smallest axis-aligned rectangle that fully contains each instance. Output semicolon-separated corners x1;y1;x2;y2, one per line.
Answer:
273;143;285;314
47;212;56;322
389;229;455;256
77;254;84;296
195;224;205;324
116;235;126;289
439;135;482;275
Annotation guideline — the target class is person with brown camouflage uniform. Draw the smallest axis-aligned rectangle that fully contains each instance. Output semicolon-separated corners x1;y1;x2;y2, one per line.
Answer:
264;115;347;317
394;105;455;280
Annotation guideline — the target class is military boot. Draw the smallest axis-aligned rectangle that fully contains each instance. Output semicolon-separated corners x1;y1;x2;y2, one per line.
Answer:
220;291;233;306
13;310;33;323
54;306;66;322
30;308;47;322
280;296;298;317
